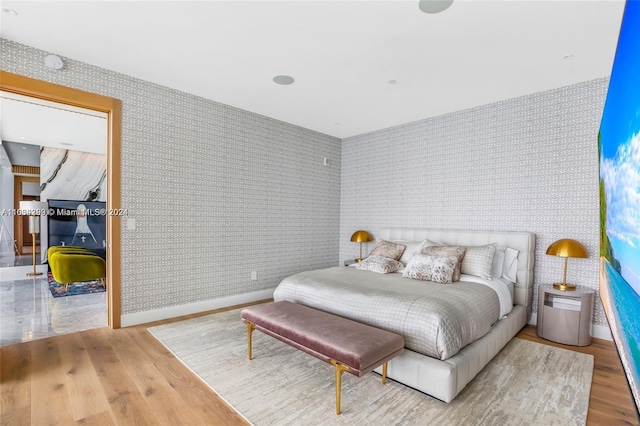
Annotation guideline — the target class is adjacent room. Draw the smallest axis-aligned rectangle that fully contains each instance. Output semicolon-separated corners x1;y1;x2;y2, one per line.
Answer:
1;1;638;425
0;94;109;345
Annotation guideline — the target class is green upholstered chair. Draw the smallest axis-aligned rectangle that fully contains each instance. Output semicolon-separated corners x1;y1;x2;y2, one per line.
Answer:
48;247;106;292
47;245;93;259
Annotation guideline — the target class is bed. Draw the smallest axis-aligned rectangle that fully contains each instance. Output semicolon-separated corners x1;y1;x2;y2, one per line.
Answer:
273;228;535;402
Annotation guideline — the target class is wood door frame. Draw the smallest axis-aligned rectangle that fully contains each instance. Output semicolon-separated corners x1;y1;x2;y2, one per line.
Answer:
13;175;40;254
1;71;122;328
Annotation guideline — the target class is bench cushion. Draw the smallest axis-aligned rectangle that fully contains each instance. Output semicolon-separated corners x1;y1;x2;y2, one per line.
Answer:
241;301;404;377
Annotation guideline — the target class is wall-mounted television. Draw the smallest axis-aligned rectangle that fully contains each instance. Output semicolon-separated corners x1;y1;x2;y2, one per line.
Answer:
47;199;106;256
599;0;640;416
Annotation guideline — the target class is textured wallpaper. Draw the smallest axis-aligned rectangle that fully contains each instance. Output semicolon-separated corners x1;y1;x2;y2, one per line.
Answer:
1;37;608;327
1;39;341;315
340;79;608;326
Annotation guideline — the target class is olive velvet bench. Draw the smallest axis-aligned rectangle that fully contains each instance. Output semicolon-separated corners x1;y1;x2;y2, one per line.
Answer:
47;246;106;292
240;301;404;415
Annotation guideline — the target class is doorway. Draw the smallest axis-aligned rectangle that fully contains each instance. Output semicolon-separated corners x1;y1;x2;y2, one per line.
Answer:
1;71;122;329
13;175;40;255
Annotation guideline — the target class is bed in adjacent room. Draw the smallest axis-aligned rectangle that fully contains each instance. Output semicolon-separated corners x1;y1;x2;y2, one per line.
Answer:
273;228;536;402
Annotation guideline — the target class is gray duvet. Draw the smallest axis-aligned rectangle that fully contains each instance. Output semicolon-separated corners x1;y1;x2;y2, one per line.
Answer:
272;266;500;360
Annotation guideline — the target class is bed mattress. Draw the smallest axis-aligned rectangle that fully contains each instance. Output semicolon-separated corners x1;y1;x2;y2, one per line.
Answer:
273;266;505;360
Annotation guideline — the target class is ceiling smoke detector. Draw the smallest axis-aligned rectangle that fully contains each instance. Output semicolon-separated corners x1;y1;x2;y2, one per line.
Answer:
44;54;64;70
418;0;454;14
273;75;295;85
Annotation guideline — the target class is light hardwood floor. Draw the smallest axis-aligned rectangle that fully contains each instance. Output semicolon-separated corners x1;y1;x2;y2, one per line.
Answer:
1;303;638;425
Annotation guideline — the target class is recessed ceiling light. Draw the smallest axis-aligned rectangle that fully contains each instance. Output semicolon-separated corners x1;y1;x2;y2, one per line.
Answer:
388;80;397;85
418;0;453;14
2;8;18;16
22;146;27;150
273;75;295;85
562;54;574;60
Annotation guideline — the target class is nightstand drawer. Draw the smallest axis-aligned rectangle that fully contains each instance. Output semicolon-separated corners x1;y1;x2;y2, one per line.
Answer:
541;305;580;345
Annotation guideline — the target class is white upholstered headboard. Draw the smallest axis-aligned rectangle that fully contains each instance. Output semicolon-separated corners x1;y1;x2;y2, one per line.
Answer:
376;228;536;317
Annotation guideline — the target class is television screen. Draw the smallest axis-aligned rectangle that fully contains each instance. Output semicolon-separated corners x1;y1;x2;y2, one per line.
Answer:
47;199;106;252
599;0;640;415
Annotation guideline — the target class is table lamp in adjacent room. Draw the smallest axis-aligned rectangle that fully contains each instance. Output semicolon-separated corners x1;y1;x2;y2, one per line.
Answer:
546;238;588;291
350;230;372;263
20;200;48;277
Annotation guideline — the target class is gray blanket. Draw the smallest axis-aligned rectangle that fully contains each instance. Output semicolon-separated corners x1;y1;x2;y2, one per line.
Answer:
273;267;500;360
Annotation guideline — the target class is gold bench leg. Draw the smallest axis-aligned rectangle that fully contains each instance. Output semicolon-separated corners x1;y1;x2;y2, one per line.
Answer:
246;321;255;360
330;359;349;415
382;362;388;385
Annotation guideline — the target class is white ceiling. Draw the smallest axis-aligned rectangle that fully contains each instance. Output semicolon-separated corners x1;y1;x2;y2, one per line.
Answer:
0;0;626;139
0;91;107;156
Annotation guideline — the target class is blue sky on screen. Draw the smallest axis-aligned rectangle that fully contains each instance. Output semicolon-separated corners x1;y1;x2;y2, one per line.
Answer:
600;0;640;294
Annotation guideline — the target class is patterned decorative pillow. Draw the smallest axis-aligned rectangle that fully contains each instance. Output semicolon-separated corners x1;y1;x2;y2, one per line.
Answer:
420;245;466;282
460;243;497;280
402;254;459;284
417;239;441;251
369;240;406;261
356;255;404;274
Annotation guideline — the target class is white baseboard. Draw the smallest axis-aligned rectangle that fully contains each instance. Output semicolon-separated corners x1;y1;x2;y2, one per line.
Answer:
591;323;613;341
120;288;274;327
528;312;612;341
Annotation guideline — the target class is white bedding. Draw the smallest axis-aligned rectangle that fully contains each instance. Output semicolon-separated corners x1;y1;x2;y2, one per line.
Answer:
273;266;502;360
357;264;515;317
458;274;514;317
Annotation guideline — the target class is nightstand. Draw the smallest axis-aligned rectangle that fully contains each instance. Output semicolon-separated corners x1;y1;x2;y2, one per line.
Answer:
536;284;594;346
344;259;357;266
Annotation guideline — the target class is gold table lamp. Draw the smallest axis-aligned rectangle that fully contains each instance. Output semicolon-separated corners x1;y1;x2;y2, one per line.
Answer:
350;230;372;263
546;238;588;291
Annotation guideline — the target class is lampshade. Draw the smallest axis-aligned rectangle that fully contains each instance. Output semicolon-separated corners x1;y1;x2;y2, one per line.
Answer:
350;230;373;243
546;239;588;259
19;200;48;214
350;230;373;263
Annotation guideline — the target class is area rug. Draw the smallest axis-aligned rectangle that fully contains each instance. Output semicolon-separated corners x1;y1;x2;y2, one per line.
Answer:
48;272;105;297
148;308;594;426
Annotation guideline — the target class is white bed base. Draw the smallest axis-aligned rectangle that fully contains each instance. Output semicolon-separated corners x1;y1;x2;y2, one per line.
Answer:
372;228;536;402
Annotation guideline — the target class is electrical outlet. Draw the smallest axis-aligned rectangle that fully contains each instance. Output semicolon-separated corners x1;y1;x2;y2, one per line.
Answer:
251;271;257;280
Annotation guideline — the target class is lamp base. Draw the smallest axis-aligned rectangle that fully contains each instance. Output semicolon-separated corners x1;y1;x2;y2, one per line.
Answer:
553;283;576;291
355;258;364;263
27;272;43;277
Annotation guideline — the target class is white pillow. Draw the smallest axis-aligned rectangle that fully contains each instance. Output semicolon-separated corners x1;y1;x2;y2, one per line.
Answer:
502;247;519;283
356;255;404;274
492;246;506;279
393;240;423;266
